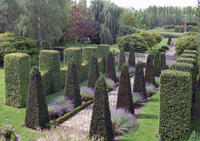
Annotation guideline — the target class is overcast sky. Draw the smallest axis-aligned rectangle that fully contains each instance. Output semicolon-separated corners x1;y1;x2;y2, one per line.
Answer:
83;0;198;9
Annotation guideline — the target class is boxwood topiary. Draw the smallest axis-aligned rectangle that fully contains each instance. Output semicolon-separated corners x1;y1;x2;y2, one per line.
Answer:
98;57;106;74
150;32;162;43
159;70;192;141
89;76;114;140
154;51;161;77
60;68;67;89
97;44;110;59
118;49;126;71
160;52;167;70
39;50;60;95
105;52;117;82
133;61;147;99
117;63;134;114
4;53;30;108
81;60;90;81
25;68;49;129
135;32;157;48
183;50;198;56
88;56;100;88
145;54;155;85
128;47;135;67
181;54;197;60
82;47;97;62
64;60;82;107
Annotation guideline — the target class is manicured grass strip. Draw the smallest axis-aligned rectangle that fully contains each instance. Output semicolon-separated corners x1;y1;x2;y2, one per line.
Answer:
120;91;159;141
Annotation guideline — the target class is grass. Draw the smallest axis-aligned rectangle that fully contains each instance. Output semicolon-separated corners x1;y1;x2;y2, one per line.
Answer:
148;27;182;36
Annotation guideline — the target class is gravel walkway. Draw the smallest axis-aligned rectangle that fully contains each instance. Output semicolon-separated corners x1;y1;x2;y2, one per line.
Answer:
166;47;176;56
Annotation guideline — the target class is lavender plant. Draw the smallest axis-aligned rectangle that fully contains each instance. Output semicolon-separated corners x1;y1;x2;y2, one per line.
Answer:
146;83;157;96
132;92;144;104
104;77;115;89
155;76;160;86
80;87;94;100
116;71;121;78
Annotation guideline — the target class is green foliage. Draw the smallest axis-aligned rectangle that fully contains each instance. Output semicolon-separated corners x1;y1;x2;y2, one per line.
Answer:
60;68;67;89
181;53;197;60
120;11;136;27
98;57;106;74
97;44;110;59
154;51;161;77
118;25;138;37
64;60;82;108
88;56;100;88
64;48;82;82
105;52;117;82
118;49;126;71
175;35;198;55
81;60;90;81
25;68;49;129
167;37;171;45
117;63;134;114
118;34;148;52
160;52;167;70
159;70;192;140
39;50;60;95
133;62;147;99
145;54;155;85
4;53;30;108
183;50;198;56
82;47;97;62
89;76;114;140
0;32;39;66
128;47;135;67
150;32;162;43
135;32;157;48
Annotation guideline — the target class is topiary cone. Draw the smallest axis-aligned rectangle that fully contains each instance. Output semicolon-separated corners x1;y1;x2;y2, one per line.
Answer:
133;62;147;99
128;47;136;67
25;68;49;129
88;55;100;88
89;75;114;140
118;49;126;71
64;60;82;107
105;52;117;82
154;51;161;77
160;52;167;70
145;54;155;85
117;63;134;114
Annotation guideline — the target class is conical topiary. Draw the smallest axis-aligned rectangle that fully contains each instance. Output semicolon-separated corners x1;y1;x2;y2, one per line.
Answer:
88;56;100;88
160;52;167;70
105;52;117;82
25;68;49;129
117;63;134;114
89;76;114;140
133;62;147;99
154;51;161;77
167;37;171;45
118;49;126;71
128;47;136;67
64;60;82;107
145;54;155;85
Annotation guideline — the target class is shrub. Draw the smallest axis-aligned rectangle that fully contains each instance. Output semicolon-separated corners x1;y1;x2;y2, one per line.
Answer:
111;108;136;136
163;24;175;29
128;47;135;67
60;68;67;89
132;92;144;104
167;37;171;45
64;60;82;107
80;87;94;100
88;56;100;88
4;53;30;108
64;48;82;82
181;53;197;60
160;52;167;70
159;70;192;140
82;47;97;61
25;68;49;129
183;50;198;56
105;52;117;82
118;49;126;71
39;50;60;95
145;54;155;85
161;46;169;51
89;76;114;140
154;51;161;77
98;57;106;74
133;62;147;100
117;64;134;114
97;44;110;59
81;60;90;81
135;32;157;48
150;32;162;43
118;25;138;37
118;34;148;52
104;78;115;89
175;35;198;55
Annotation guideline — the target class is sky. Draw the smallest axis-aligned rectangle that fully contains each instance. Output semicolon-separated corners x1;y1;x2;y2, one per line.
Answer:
84;0;198;9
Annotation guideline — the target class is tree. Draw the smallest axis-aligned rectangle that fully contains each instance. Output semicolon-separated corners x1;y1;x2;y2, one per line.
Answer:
145;54;155;85
120;11;136;27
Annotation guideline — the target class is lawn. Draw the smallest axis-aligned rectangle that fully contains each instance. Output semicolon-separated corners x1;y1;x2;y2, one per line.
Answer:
148;27;182;36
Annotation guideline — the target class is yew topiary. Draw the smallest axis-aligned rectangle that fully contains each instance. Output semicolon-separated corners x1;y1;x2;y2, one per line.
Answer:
89;76;114;140
105;52;117;82
160;52;167;70
64;60;82;107
128;47;135;67
25;68;49;129
117;63;134;114
154;51;161;77
118;49;126;71
145;54;155;85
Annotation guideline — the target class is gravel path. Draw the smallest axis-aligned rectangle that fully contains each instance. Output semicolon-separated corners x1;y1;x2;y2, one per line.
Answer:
166;47;176;56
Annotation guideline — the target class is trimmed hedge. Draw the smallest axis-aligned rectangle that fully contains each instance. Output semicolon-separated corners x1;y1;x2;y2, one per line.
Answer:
118;49;126;71
4;53;30;108
97;44;110;59
117;63;134;114
25;68;49;129
145;54;155;85
64;48;82;82
128;47;135;67
81;60;90;81
159;70;192;140
82;47;97;62
181;53;197;60
183;50;198;56
60;68;67;89
154;51;161;77
39;50;60;95
105;52;117;82
160;52;167;70
98;57;106;74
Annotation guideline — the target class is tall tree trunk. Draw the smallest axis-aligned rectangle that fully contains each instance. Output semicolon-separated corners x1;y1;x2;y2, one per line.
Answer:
37;7;42;48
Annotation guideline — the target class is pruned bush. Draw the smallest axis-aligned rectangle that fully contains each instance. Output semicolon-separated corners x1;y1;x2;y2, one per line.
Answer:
4;53;30;108
183;50;198;56
89;76;114;140
145;54;155;85
159;70;192;140
88;56;100;88
98;57;106;73
154;51;161;77
118;25;138;37
118;49;126;71
117;63;134;114
105;52;117;82
82;47;97;62
160;52;167;70
64;48;82;82
60;68;67;89
161;46;169;51
181;53;197;60
167;37;171;45
128;47;135;67
80;87;94;100
25;68;49;129
111;108;136;136
81;60;90;81
118;34;148;52
133;62;147;100
64;60;82;107
97;44;110;59
135;32;157;48
39;50;60;95
150;32;162;43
